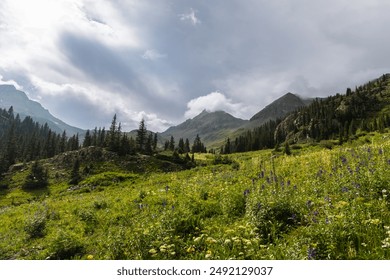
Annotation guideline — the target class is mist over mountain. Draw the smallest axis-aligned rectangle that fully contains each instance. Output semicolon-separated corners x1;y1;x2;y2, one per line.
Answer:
0;85;84;136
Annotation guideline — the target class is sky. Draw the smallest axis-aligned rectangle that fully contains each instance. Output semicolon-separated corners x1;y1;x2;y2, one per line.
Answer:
1;0;390;132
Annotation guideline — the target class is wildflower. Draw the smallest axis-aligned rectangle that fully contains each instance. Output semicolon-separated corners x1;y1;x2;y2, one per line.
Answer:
149;248;157;254
259;171;264;178
341;186;349;193
340;156;347;164
159;245;167;253
206;237;217;244
313;210;319;216
287;180;291;186
379;148;383;155
243;189;250;196
186;246;195;253
193;236;202;243
307;247;316;260
293;185;298;190
261;184;266;190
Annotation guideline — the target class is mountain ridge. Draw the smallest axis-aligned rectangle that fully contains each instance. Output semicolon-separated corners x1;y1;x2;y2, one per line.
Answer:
0;85;84;136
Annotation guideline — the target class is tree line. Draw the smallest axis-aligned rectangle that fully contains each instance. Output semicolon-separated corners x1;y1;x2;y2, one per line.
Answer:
222;74;390;154
0;109;208;175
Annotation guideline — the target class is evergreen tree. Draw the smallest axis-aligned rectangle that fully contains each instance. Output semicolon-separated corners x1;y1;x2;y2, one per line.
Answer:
178;138;185;154
83;130;92;147
23;161;48;189
169;136;175;151
69;158;81;185
184;138;190;153
136;119;147;153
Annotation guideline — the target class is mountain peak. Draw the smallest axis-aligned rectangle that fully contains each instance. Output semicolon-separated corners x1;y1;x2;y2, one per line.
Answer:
0;85;84;136
249;92;308;124
162;109;248;146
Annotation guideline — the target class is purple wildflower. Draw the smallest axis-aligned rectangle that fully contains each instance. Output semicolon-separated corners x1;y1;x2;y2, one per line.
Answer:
341;186;349;193
243;189;250;196
287;180;291;186
293;185;298;190
379;148;383;155
340;156;347;164
307;248;317;260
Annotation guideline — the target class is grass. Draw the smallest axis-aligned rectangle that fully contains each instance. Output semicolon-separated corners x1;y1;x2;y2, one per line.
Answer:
0;133;389;259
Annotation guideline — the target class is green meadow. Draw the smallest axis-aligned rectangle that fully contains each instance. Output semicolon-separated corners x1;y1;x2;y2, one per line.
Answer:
0;133;389;260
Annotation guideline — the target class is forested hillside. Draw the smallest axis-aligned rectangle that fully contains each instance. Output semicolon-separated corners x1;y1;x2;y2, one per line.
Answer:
223;74;390;154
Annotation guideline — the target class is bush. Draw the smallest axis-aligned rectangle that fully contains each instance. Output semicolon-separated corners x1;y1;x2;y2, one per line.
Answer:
249;200;304;243
23;161;48;190
24;212;47;239
47;230;85;259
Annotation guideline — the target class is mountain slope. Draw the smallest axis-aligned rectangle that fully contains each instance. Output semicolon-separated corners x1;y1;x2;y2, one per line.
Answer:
0;85;84;136
246;92;309;129
161;110;248;147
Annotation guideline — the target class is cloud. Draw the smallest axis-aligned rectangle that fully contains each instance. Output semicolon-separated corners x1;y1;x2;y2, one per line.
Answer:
1;0;390;133
0;74;23;90
185;91;248;119
179;8;201;26
142;49;166;60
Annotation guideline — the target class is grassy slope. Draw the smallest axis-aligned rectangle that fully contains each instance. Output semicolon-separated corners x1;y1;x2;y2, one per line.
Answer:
0;132;389;260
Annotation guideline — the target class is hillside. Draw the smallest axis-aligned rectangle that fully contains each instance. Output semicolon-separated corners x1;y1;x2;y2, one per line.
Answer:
0;85;84;136
0;131;389;260
161;110;248;147
247;92;310;128
224;74;390;154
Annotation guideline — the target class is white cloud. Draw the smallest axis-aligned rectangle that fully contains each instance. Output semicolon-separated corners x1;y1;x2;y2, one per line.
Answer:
185;91;248;119
142;49;166;60
0;74;23;90
179;8;201;26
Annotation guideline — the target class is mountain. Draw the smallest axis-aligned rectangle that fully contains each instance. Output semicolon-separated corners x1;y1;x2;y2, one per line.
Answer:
274;74;390;143
0;84;84;136
161;110;248;147
247;92;310;128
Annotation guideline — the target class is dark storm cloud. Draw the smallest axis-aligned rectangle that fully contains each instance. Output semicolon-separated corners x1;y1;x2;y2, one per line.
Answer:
1;0;390;131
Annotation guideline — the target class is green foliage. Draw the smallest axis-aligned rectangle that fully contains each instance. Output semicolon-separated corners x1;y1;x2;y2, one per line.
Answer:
0;131;389;260
24;211;47;239
46;230;85;260
23;161;48;190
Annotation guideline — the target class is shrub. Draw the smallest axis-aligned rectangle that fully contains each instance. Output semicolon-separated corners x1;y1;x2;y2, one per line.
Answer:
47;230;85;259
24;212;47;239
249;200;304;243
23;161;48;190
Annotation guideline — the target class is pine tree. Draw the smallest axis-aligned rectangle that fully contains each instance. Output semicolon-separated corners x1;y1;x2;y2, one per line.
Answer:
83;130;92;147
24;161;48;189
178;138;185;154
69;158;81;185
169;136;175;151
136;119;147;153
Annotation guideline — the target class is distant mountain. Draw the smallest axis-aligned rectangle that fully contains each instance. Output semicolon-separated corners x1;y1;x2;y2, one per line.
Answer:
247;92;310;128
0;85;84;136
161;110;248;147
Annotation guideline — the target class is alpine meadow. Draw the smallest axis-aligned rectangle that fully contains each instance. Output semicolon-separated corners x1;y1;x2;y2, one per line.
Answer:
0;74;389;260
